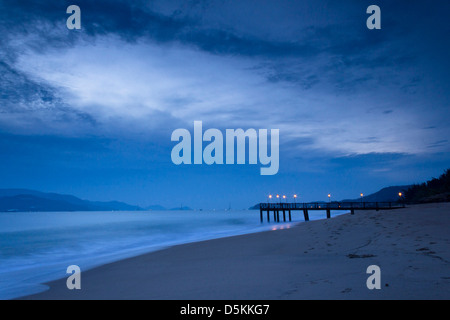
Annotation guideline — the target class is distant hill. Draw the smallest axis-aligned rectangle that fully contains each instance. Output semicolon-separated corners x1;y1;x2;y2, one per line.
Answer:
342;185;412;203
0;189;142;212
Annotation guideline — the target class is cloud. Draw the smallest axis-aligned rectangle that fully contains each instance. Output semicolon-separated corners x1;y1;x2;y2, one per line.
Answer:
1;0;450;155
0;57;98;135
4;28;446;158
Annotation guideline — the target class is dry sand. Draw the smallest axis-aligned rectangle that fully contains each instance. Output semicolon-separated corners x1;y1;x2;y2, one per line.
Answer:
21;203;450;300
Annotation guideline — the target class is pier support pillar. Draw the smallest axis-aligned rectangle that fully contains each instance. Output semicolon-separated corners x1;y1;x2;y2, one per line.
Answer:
303;209;309;221
351;209;355;215
288;210;291;222
283;210;286;222
326;209;331;219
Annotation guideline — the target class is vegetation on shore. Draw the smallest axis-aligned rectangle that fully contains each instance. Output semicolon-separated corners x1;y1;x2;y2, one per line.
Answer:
405;169;450;203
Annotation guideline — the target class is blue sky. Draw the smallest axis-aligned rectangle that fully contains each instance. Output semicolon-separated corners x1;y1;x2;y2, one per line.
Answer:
0;0;449;209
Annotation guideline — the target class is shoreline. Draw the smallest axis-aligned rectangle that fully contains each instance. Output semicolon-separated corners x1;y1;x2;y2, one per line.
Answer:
20;203;450;300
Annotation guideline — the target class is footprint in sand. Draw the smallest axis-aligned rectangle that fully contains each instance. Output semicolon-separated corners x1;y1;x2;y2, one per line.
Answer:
341;288;352;293
347;254;376;259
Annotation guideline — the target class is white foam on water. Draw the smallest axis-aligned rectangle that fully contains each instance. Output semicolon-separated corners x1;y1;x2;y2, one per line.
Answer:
0;209;345;299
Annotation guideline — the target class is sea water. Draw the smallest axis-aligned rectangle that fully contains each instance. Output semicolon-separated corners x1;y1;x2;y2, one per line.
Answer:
0;209;345;299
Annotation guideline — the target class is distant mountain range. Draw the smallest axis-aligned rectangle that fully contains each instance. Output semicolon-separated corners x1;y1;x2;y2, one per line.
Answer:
249;185;412;209
1;184;414;212
0;189;192;212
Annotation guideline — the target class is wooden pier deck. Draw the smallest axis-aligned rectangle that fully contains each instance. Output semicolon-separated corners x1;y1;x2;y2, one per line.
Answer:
259;202;405;223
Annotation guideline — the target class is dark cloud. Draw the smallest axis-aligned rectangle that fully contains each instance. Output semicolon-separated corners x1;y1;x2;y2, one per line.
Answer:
0;60;57;110
0;0;387;59
2;0;444;99
0;59;97;130
427;140;449;149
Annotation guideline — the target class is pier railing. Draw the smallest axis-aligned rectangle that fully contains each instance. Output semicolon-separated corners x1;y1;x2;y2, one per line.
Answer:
260;202;404;210
259;202;405;223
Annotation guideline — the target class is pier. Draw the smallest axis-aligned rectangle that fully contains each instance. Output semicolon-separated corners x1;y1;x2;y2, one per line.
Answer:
259;202;405;223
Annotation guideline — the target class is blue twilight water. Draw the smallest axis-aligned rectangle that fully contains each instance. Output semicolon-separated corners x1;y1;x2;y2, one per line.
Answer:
0;209;345;299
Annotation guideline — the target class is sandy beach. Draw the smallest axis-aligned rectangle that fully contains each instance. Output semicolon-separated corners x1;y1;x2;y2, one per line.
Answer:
20;203;450;300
